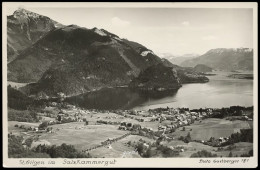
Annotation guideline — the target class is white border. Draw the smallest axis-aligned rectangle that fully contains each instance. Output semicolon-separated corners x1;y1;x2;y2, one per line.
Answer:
2;2;258;168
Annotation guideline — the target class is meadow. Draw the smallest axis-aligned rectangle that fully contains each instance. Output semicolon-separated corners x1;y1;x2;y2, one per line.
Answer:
161;140;253;157
172;118;251;141
39;123;127;151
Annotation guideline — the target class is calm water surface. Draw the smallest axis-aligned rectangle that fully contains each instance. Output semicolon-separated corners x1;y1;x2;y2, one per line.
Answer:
66;71;253;110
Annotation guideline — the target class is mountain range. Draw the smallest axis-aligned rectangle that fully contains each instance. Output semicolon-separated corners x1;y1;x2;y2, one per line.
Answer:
158;53;199;65
180;48;253;71
6;8;222;97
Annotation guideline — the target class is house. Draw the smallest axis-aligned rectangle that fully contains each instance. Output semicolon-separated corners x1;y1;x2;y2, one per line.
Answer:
202;112;207;116
184;111;190;115
57;92;65;98
242;116;249;120
191;116;197;121
218;137;227;143
143;143;149;149
158;125;167;130
119;126;127;130
190;112;197;116
182;120;188;125
132;124;141;130
120;122;127;126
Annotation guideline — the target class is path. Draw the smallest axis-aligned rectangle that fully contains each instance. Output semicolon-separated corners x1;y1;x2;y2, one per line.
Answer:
82;132;132;153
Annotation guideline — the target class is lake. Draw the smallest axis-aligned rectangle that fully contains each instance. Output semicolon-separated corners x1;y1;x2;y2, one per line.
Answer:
65;71;253;110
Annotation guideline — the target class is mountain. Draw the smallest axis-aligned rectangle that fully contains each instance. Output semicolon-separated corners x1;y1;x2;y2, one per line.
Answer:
175;67;209;84
122;39;162;67
129;63;182;91
8;22;164;96
8;9;209;97
193;64;213;73
7;8;63;62
181;48;253;71
161;58;176;68
161;58;209;84
171;56;197;65
158;53;199;65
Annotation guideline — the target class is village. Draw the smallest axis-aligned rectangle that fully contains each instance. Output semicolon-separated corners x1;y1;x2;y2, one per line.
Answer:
9;101;253;158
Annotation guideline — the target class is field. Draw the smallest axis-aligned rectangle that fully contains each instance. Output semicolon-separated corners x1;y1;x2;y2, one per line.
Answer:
88;135;154;158
39;122;127;151
9;121;40;128
172;118;251;141
71;111;160;130
8;113;253;158
8;121;40;132
8;121;41;139
161;140;253;157
37;121;157;158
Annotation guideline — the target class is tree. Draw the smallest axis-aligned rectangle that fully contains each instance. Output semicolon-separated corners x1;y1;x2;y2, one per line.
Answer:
183;132;192;143
190;150;217;158
25;138;34;148
143;148;153;158
8;134;50;158
228;151;233;157
57;115;62;122
136;143;145;156
249;149;253;156
38;122;48;130
34;143;91;158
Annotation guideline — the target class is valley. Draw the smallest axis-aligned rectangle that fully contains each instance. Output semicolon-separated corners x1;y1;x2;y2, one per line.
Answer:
8;101;253;158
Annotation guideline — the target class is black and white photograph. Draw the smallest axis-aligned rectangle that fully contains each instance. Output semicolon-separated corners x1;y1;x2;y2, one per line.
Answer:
2;2;258;168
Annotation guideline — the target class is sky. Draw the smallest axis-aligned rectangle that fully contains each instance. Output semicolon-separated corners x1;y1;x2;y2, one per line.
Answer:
6;5;253;56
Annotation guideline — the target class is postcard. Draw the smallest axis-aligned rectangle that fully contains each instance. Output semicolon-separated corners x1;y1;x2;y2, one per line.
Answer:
2;2;258;168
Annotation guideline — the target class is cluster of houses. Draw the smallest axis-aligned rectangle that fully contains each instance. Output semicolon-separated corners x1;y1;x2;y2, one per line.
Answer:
194;136;230;147
55;109;89;123
118;122;142;131
115;108;217;139
14;124;54;133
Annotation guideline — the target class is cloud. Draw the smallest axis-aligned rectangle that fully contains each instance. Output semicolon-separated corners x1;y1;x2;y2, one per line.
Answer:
181;21;190;26
202;35;218;40
111;17;130;27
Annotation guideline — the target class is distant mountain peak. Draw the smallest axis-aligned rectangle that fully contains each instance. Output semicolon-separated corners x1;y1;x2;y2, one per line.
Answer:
13;8;42;19
181;47;253;71
206;48;253;55
7;8;63;62
11;8;64;28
